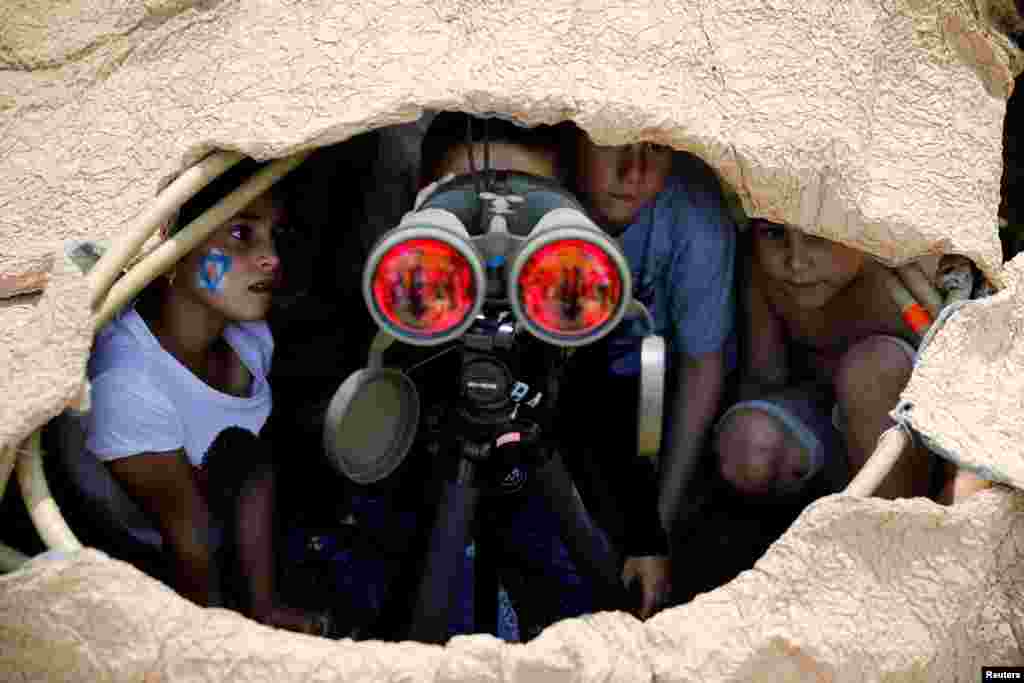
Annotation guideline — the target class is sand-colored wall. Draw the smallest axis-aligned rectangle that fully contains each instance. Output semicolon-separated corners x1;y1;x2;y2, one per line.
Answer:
1;1;1023;680
1;486;1021;681
1;0;1020;453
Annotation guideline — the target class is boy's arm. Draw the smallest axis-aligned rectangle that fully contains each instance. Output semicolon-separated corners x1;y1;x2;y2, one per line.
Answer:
657;178;734;533
738;261;789;399
609;351;721;617
657;348;725;531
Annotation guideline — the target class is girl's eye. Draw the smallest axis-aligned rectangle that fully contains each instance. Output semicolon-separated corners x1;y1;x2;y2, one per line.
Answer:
229;224;253;241
758;224;786;240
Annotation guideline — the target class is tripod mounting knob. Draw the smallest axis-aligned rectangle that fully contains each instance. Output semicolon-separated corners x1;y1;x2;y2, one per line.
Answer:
459;354;512;415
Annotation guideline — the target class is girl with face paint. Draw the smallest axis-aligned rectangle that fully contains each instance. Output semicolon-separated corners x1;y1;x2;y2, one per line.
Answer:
83;158;327;635
160;190;284;337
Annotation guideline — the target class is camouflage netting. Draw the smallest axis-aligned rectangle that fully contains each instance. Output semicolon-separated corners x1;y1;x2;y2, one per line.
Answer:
2;0;1023;680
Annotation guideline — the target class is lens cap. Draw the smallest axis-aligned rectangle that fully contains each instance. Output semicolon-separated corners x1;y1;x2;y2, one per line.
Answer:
322;368;420;484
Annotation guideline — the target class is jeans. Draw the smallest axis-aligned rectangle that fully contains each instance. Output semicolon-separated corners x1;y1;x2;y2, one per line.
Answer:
283;468;609;642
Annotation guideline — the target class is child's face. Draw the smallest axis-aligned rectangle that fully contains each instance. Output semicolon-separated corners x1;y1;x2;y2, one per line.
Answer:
576;137;672;230
436;142;557;180
752;221;865;309
175;192;285;321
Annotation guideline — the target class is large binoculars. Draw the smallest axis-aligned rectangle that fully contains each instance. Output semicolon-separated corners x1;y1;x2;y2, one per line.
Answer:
323;171;665;486
363;171;632;348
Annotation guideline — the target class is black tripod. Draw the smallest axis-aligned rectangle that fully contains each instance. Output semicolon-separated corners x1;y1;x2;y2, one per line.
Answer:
402;364;633;643
318;307;640;643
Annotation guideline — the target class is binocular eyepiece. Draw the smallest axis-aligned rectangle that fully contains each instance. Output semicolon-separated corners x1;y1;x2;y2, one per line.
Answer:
362;171;632;348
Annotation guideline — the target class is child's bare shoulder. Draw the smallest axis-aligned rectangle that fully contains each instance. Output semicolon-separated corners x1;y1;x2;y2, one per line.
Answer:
825;260;915;342
759;260;913;351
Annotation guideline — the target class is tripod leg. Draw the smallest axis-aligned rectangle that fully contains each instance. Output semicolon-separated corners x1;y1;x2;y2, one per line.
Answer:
472;528;499;637
532;450;630;613
407;460;481;643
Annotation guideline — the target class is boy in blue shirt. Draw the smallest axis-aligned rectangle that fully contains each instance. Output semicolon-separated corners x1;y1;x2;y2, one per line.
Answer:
563;135;737;614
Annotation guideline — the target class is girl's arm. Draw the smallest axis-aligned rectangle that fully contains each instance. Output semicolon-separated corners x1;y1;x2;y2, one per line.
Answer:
106;450;214;606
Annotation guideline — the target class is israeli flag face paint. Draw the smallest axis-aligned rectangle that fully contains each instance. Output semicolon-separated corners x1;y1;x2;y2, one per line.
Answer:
198;248;232;293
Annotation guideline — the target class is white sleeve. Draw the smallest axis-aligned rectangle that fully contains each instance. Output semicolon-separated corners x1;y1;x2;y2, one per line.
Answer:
85;369;185;461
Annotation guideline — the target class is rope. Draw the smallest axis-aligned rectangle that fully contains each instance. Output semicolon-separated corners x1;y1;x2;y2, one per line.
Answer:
15;430;83;553
94;151;312;331
87;151;245;310
844;424;912;497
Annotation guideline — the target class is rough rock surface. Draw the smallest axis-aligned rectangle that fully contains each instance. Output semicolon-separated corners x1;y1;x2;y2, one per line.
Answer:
902;252;1024;487
1;0;1020;454
2;1;1024;679
0;250;91;452
1002;80;1023;225
1;488;1021;681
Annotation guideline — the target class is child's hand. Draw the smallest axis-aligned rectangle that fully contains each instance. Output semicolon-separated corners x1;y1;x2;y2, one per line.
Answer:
941;468;992;504
621;555;672;619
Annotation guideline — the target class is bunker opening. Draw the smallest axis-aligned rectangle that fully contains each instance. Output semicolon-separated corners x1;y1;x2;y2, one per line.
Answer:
2;92;1021;644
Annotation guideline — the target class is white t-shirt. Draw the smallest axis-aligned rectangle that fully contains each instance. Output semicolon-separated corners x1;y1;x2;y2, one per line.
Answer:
86;307;273;467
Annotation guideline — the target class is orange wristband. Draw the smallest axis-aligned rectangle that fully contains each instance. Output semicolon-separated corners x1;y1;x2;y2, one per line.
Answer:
901;302;932;335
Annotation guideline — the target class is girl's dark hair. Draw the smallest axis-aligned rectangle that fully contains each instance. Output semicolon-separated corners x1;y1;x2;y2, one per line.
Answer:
137;156;283;318
419;111;573;187
170;156;271;234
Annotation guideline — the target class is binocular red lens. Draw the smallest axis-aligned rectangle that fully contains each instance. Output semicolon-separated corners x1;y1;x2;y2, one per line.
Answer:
516;239;624;338
370;238;477;337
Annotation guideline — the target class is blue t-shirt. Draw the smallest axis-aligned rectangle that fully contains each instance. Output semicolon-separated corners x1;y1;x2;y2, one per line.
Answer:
605;154;737;376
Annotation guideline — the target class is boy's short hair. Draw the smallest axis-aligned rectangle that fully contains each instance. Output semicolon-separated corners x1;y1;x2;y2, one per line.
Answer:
419;111;570;187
